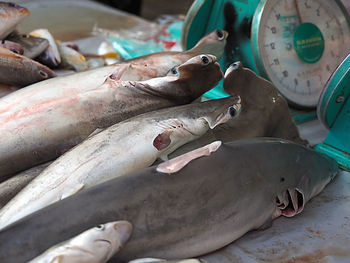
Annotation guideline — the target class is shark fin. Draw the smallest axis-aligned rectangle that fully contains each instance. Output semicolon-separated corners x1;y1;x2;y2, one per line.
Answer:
61;183;84;200
156;141;222;174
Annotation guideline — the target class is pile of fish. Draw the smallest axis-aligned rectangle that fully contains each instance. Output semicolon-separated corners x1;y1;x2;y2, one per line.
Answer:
0;1;121;94
0;2;339;263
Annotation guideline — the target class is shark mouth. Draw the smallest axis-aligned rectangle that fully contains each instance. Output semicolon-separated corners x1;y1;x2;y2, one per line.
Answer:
275;188;305;217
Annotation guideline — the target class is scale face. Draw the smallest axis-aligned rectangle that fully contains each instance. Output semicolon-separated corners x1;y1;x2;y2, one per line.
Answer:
252;0;350;108
181;0;350;109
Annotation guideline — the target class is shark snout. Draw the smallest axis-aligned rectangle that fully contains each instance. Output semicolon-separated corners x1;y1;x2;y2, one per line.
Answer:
224;62;243;78
114;221;133;245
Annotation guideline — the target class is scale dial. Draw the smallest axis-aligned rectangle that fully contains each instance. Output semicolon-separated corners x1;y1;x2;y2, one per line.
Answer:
252;0;350;108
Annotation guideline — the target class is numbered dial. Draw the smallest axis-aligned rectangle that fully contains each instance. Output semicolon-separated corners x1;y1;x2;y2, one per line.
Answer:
253;0;350;108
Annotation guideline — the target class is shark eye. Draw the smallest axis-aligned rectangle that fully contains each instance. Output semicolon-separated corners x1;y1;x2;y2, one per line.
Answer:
230;62;241;70
216;30;225;40
228;106;237;117
201;55;210;65
39;70;48;78
96;224;105;231
170;66;178;75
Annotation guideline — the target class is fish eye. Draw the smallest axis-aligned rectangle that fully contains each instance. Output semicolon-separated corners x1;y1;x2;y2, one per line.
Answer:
170;66;178;75
8;3;16;7
201;55;210;65
228;106;237;117
231;62;240;70
216;30;225;40
96;224;105;231
39;70;48;78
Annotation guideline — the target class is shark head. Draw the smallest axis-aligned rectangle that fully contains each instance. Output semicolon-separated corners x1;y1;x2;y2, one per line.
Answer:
166;54;223;102
70;221;133;261
273;144;338;218
190;30;229;59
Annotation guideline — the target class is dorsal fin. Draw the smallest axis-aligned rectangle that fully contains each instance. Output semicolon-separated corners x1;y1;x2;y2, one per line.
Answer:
156;141;222;174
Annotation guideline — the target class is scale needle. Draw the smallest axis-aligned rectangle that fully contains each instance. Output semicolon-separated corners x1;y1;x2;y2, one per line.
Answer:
294;0;303;24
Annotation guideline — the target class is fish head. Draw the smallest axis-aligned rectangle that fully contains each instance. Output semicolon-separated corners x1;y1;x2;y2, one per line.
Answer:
197;96;242;130
167;54;223;101
72;221;132;261
32;62;57;82
0;2;29;17
190;30;228;59
173;95;241;137
274;146;338;218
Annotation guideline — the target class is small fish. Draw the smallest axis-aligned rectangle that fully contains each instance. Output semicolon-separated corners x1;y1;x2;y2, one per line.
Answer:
0;39;23;54
58;43;88;72
0;2;29;39
6;31;49;58
30;29;61;67
97;41;120;65
0;46;56;86
28;221;132;263
0;96;241;229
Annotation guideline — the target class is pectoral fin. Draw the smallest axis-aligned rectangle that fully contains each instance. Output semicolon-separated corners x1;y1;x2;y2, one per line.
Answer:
61;183;84;200
156;141;222;174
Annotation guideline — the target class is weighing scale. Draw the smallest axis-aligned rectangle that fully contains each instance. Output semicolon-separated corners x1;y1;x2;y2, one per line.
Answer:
315;53;350;171
181;0;350;112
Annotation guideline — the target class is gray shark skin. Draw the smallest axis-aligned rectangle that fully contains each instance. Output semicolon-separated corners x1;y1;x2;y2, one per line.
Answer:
0;54;222;180
0;138;338;263
0;162;51;209
169;62;307;159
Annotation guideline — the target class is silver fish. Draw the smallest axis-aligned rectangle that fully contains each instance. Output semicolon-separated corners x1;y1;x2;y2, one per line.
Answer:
0;138;338;262
0;46;56;86
29;221;132;263
0;96;241;229
6;31;49;58
30;28;61;68
0;2;29;39
58;43;88;72
0;54;222;179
